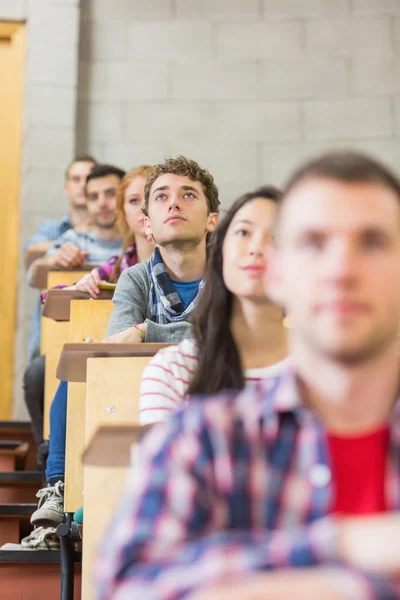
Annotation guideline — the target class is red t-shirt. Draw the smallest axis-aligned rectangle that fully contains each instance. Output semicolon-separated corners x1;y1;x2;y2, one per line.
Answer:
327;426;389;515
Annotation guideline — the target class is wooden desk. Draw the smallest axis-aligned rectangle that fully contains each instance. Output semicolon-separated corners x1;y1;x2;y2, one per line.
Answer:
63;301;114;514
81;358;154;600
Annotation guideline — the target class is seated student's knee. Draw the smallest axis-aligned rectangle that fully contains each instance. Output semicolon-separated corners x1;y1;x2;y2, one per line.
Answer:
23;355;45;392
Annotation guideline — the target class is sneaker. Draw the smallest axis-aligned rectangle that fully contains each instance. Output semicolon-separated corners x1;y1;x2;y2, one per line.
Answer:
30;481;65;527
0;526;60;551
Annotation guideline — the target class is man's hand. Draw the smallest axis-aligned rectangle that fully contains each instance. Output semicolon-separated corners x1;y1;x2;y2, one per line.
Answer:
102;323;147;344
337;513;400;576
50;242;89;269
75;269;102;298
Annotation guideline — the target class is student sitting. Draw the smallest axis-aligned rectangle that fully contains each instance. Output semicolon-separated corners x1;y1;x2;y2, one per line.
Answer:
42;164;155;298
23;156;96;458
6;156;220;551
30;163;126;285
97;151;400;600
23;164;125;462
104;155;220;344
139;185;288;426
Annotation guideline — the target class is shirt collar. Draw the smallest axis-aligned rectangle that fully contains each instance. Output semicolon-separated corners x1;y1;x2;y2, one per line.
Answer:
260;361;400;434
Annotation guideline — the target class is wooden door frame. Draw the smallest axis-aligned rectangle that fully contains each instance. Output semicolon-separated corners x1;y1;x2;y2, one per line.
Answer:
0;21;25;419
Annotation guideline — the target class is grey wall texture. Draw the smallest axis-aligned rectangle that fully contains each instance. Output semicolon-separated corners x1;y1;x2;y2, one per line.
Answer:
1;0;400;418
77;0;400;208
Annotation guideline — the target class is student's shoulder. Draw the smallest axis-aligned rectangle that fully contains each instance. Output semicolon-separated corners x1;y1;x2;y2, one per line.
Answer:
149;338;198;372
114;261;150;296
119;260;149;281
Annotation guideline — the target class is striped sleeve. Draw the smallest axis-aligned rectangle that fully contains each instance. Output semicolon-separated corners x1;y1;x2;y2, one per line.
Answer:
139;340;199;425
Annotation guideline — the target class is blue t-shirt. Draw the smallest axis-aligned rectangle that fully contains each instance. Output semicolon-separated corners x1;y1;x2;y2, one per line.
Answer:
171;278;202;311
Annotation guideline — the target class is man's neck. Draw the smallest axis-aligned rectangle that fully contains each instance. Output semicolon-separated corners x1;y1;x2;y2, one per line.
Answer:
293;339;400;434
69;205;88;229
135;235;154;263
94;225;121;241
158;240;207;282
230;299;287;369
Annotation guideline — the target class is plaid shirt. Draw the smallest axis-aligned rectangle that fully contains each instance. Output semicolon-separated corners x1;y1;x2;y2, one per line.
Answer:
96;365;400;600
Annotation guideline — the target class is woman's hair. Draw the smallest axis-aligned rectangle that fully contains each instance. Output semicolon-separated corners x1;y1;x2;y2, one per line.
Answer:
187;185;282;396
109;165;154;282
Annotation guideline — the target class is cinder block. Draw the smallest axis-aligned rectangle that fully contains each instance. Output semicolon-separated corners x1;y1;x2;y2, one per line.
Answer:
213;102;301;142
26;43;77;86
172;60;258;100
306;18;393;56
304;98;393;139
352;0;400;15
0;0;26;19
78;61;169;101
23;127;74;170
149;141;259;184
395;18;400;54
217;181;260;210
80;0;173;21
123;102;215;142
21;167;67;215
263;0;349;18
216;22;303;58
77;102;122;143
352;57;400;95
336;138;400;171
128;21;213;59
176;0;259;20
261;141;334;186
27;2;79;47
395;98;400;135
80;21;128;61
261;57;348;99
99;143;165;170
26;85;76;128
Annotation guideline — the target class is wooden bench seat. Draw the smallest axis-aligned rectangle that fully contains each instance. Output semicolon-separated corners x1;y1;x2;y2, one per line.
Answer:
0;471;43;504
0;440;29;471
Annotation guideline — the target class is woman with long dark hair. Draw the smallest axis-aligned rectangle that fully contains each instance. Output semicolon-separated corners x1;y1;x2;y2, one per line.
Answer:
139;185;288;425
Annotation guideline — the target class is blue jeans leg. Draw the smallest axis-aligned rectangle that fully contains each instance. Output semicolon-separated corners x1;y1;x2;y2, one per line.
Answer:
45;380;68;482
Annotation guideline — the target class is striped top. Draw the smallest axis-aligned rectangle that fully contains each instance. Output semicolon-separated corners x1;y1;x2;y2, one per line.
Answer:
139;338;288;425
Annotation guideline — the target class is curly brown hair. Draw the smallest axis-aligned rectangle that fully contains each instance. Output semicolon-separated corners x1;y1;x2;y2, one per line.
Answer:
143;155;220;217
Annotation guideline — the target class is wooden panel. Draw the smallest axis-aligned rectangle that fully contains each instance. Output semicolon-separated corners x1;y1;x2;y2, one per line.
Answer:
82;357;150;600
0;23;24;419
64;301;114;514
41;272;92;439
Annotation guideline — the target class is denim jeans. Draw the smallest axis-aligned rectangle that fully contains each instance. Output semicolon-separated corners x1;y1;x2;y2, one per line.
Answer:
45;380;68;482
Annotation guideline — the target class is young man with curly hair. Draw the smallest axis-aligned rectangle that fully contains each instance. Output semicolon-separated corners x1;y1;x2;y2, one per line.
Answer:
105;155;220;343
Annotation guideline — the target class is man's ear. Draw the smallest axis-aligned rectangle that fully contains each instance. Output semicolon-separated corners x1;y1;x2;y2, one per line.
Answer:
264;246;284;306
206;212;219;233
63;181;68;197
144;216;152;237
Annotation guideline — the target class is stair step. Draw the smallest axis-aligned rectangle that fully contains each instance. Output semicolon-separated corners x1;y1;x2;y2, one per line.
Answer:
0;471;42;485
0;504;36;518
0;422;31;435
0;549;82;563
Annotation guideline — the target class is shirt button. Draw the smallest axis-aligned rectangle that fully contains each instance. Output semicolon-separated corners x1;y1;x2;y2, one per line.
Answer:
309;464;331;488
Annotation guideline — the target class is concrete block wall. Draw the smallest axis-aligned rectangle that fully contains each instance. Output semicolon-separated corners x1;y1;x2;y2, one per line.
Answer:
0;0;80;418
77;0;400;208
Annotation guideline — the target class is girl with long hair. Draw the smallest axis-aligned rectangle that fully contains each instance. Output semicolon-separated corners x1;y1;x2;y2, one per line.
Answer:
139;185;288;425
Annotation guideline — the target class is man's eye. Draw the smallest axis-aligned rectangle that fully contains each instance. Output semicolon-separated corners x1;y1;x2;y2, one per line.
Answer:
156;194;167;201
364;234;386;251
184;192;195;199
